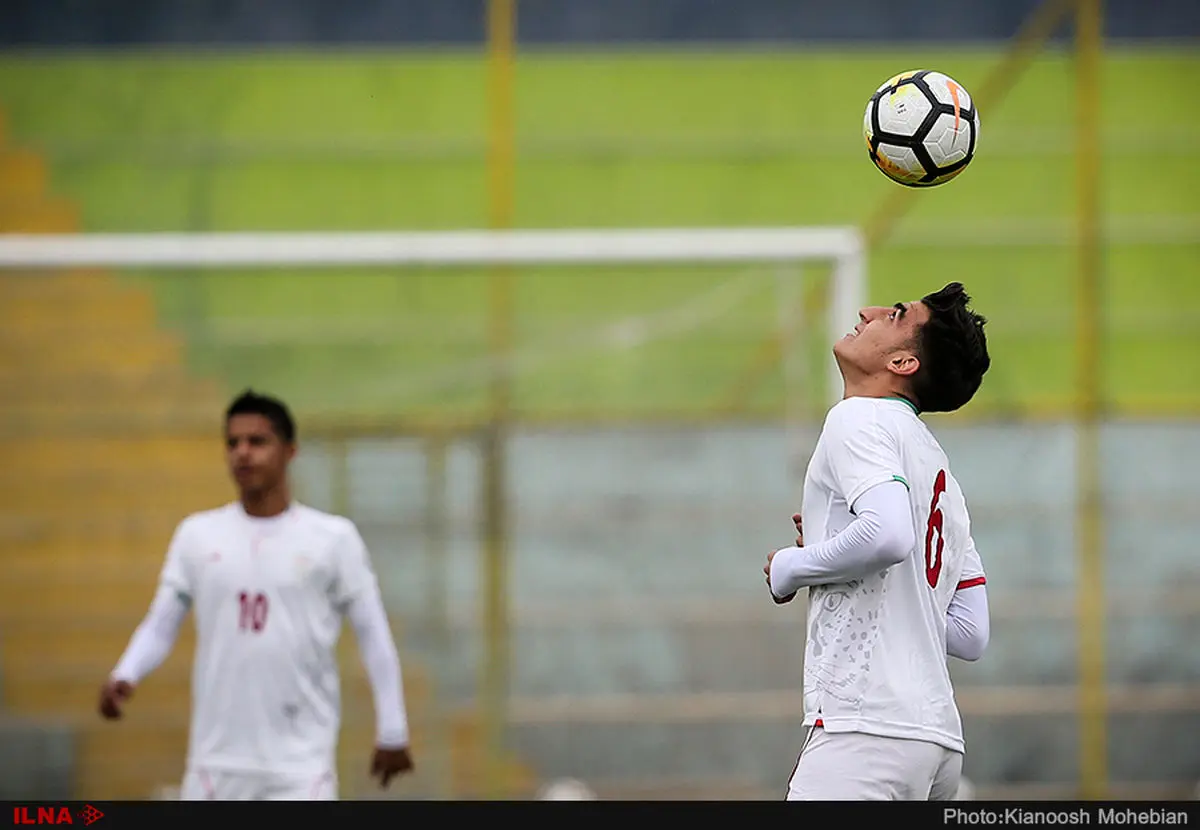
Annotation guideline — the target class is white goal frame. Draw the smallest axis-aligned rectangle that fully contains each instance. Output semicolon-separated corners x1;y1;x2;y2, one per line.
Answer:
0;227;866;406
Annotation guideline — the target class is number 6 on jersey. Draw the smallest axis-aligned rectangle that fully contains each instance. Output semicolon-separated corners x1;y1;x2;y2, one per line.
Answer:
924;469;947;589
238;591;269;632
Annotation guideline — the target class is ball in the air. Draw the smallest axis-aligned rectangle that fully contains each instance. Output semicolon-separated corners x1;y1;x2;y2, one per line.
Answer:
863;69;979;187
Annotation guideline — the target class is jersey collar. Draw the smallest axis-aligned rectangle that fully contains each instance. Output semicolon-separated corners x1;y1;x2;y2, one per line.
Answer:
885;395;920;416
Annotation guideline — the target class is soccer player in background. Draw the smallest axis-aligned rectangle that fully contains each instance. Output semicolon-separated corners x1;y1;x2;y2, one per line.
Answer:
764;282;991;801
98;390;415;800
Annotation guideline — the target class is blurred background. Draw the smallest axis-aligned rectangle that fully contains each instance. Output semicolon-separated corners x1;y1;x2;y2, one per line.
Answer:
0;0;1198;802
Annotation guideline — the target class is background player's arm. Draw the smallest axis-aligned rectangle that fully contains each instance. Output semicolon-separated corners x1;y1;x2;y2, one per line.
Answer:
945;536;990;661
346;590;411;749
335;526;411;751
768;479;913;598
112;518;194;683
101;519;195;718
110;586;190;684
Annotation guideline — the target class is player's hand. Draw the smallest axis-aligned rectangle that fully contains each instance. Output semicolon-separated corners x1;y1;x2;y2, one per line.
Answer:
371;744;414;788
98;678;134;720
765;549;796;605
792;512;804;547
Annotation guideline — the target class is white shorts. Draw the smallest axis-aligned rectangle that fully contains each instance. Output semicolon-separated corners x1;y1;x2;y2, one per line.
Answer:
180;767;338;800
785;726;963;801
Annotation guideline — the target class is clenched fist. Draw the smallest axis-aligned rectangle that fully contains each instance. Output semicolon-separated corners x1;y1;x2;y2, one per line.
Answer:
765;549;797;605
764;513;803;604
98;678;134;720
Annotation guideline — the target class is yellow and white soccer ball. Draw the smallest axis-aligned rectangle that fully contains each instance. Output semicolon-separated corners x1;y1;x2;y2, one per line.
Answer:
863;69;980;187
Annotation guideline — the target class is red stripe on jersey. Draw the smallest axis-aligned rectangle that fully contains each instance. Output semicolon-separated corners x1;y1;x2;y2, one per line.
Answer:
957;576;987;590
198;769;216;800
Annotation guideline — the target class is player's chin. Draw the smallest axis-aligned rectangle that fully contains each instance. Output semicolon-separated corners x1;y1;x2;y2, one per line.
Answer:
233;468;265;489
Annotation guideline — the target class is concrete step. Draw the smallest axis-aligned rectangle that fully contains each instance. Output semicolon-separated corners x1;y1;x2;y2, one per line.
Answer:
0;409;226;437
0;150;48;202
76;728;190;799
0;369;224;408
0;199;76;232
0;331;186;373
0;615;177;667
0;292;159;333
4;547;170;574
0;435;226;475
0;644;194;714
446;709;537;798
588;777;774;800
0;272;158;328
0;576;172;620
0;502;229;541
0;269;125;294
0;510;197;553
0;475;230;513
80;718;190;772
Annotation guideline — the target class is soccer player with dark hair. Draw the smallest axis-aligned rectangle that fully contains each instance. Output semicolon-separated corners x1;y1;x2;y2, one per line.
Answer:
99;390;415;799
765;282;992;800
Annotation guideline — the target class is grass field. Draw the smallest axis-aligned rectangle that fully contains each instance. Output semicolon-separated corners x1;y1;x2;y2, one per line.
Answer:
0;46;1197;420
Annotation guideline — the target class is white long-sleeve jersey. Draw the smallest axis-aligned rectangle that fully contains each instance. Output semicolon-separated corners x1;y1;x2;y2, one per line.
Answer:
769;396;989;754
111;501;410;775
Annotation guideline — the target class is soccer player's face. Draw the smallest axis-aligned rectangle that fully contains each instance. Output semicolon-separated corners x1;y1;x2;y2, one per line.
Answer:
834;299;929;376
225;414;293;495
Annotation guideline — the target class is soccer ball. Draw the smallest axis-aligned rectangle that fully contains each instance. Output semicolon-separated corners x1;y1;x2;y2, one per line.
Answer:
863;70;979;187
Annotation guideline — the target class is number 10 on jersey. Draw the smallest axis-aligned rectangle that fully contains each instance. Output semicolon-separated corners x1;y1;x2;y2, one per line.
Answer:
238;591;269;632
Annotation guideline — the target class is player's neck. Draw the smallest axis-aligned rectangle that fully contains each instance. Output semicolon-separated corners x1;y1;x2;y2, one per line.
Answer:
240;486;292;519
841;375;918;412
842;374;895;401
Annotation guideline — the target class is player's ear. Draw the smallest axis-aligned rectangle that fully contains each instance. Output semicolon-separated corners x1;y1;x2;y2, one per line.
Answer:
887;351;920;378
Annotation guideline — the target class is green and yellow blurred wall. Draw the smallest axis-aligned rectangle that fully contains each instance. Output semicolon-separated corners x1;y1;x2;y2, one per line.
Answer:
0;0;1197;801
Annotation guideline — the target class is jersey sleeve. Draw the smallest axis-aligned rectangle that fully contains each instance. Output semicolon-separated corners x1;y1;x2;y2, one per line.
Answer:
957;536;987;591
824;401;909;510
158;517;197;604
332;522;382;611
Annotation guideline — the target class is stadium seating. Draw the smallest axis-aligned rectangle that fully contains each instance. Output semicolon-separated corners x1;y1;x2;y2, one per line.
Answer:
0;111;532;799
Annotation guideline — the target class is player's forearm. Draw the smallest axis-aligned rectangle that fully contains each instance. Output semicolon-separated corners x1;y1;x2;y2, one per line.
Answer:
348;591;411;748
945;584;990;661
769;480;914;597
111;586;189;684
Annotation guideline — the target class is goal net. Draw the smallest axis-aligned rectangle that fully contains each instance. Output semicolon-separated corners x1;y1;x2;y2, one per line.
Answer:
0;228;864;429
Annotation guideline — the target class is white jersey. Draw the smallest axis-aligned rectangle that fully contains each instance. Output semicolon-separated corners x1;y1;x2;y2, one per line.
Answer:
158;501;380;774
799;396;986;754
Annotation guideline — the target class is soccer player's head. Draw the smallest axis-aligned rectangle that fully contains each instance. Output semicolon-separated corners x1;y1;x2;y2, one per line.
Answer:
224;389;297;496
833;282;990;413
